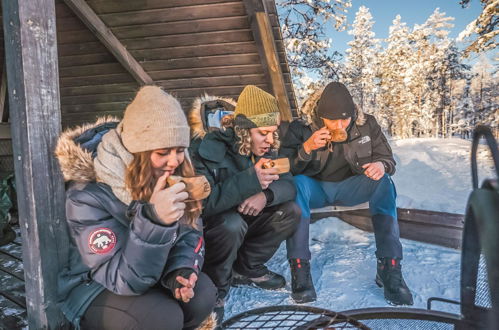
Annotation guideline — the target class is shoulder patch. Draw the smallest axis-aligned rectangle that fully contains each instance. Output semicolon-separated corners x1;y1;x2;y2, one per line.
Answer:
88;228;117;254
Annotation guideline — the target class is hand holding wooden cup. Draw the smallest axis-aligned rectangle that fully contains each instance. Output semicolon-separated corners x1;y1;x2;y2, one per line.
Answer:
262;158;290;174
166;175;211;201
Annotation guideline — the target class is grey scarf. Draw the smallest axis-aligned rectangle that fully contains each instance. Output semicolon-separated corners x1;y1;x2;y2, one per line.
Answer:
94;123;134;205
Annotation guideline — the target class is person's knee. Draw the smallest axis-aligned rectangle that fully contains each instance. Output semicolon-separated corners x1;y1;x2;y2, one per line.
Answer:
183;273;217;328
272;202;301;235
279;201;302;221
375;174;396;198
217;212;248;238
294;175;312;194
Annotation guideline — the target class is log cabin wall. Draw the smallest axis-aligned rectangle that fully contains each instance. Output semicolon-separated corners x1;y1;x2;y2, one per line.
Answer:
56;0;298;128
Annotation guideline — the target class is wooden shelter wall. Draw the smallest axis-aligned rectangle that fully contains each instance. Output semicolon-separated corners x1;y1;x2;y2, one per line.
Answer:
56;0;297;128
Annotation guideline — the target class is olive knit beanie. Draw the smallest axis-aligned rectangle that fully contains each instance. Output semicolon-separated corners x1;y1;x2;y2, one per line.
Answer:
121;86;190;153
234;85;280;128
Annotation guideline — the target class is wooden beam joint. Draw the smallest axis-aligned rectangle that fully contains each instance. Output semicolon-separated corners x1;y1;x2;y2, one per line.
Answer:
63;0;153;86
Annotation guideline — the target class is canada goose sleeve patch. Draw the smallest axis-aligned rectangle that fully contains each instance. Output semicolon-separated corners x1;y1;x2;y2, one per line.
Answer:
88;228;117;254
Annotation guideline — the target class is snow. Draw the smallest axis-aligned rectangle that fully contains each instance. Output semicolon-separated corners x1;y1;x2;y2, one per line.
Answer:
392;138;495;214
224;138;495;323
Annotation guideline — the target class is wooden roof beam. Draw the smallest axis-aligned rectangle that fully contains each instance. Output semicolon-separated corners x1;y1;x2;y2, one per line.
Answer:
243;0;292;121
63;0;153;85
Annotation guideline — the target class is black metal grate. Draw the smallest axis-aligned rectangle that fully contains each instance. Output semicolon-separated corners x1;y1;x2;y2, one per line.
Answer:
475;254;492;308
222;305;369;329
341;307;461;330
358;319;453;330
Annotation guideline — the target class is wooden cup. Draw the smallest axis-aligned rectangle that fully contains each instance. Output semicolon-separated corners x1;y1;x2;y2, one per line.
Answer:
166;175;211;201
262;158;290;174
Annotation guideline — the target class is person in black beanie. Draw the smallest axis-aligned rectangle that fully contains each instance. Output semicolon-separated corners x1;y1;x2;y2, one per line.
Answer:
280;82;413;306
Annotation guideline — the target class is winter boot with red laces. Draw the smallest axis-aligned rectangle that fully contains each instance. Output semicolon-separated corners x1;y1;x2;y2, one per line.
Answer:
289;258;317;303
376;257;414;305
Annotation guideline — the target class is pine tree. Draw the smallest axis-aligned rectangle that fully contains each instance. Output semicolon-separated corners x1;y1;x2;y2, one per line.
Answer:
276;0;352;102
458;0;498;56
343;6;379;116
378;15;413;137
406;8;455;137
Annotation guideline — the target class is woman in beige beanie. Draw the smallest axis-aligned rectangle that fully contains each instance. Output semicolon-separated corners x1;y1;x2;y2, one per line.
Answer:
55;86;216;330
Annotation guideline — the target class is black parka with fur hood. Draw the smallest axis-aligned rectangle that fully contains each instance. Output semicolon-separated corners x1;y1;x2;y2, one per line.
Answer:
185;95;296;217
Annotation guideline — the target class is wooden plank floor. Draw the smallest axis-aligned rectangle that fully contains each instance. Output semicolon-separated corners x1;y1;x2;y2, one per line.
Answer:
0;226;27;329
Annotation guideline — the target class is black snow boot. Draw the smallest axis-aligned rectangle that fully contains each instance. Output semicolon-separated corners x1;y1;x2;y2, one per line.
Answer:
289;259;317;303
232;269;286;290
376;258;414;305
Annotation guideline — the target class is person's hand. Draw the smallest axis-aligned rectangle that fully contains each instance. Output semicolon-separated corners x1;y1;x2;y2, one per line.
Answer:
362;162;385;181
174;272;198;303
254;158;279;189
303;127;331;154
149;172;189;225
238;192;267;216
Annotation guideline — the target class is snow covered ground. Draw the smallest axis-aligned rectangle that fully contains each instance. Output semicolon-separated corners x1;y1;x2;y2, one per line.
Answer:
224;138;495;323
392;138;495;214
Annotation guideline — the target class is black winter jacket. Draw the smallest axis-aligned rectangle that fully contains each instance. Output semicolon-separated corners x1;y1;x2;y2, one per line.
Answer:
281;114;396;182
190;127;296;218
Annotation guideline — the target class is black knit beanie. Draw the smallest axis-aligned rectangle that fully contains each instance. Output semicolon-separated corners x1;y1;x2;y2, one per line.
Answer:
316;82;355;120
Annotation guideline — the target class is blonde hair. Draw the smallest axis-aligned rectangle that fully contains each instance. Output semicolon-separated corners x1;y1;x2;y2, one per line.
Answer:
222;114;280;156
125;149;201;228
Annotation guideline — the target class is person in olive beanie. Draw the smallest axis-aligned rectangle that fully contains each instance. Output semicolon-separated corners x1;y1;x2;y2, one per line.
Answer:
189;85;300;323
280;82;414;306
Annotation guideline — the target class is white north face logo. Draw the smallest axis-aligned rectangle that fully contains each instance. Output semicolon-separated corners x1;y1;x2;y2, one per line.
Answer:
359;136;371;144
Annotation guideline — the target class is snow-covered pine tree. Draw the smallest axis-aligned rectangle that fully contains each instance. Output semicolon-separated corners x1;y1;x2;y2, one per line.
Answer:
458;0;498;56
452;76;475;138
406;8;454;137
440;43;470;137
276;0;352;103
343;6;379;117
378;15;413;137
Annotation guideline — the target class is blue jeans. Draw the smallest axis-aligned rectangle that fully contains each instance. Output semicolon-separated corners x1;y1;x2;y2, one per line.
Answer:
287;174;403;260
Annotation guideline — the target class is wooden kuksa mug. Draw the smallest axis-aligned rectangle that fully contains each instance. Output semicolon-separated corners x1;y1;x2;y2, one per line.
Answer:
262;158;290;174
166;175;211;201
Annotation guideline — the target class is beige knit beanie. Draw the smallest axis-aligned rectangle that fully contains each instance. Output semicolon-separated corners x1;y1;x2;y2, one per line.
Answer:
121;86;190;153
234;85;280;128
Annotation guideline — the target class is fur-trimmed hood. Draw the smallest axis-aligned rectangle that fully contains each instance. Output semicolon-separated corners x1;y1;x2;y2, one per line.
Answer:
55;116;120;183
299;86;366;130
185;94;236;139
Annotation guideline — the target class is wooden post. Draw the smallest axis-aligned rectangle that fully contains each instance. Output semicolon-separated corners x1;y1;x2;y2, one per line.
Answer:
2;0;69;328
63;0;153;85
243;0;292;121
0;63;8;122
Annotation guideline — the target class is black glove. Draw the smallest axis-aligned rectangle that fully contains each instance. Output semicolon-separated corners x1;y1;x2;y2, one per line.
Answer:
160;268;195;296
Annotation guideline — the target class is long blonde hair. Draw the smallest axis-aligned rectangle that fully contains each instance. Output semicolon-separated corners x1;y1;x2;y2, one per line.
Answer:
222;114;280;156
125;149;201;228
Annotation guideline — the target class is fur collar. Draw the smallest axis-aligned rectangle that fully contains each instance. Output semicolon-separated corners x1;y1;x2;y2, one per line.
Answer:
55;116;120;183
186;94;236;139
300;86;366;129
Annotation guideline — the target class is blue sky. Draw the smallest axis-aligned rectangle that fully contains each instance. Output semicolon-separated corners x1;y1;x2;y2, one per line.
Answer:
327;0;484;59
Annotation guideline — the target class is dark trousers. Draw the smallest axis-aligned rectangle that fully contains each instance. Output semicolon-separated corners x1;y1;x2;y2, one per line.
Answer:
203;201;300;299
80;272;217;330
288;174;403;260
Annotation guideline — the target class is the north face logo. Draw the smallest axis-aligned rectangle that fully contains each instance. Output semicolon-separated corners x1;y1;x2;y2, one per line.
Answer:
358;136;371;144
88;228;116;254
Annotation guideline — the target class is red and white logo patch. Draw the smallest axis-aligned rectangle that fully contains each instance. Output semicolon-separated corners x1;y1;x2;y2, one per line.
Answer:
88;228;116;254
